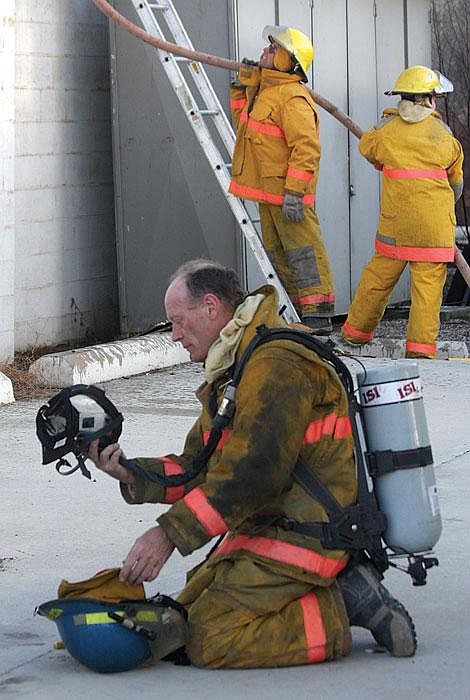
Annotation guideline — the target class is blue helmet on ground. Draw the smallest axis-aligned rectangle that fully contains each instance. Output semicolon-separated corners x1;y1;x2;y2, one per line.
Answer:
36;595;188;673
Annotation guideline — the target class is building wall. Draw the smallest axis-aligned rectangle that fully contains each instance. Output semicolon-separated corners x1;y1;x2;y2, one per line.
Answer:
12;0;118;355
111;0;431;329
0;2;16;363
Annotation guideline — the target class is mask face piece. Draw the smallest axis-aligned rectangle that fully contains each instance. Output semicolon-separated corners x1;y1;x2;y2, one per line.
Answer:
36;385;123;477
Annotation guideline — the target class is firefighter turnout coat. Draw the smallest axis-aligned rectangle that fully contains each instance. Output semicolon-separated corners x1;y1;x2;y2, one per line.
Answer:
121;286;356;667
228;66;320;206
360;107;464;261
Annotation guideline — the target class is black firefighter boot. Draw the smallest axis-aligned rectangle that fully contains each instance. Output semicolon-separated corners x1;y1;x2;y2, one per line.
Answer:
337;563;417;657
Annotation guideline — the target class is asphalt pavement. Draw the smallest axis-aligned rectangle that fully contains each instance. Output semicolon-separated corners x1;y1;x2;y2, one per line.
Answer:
1;357;470;699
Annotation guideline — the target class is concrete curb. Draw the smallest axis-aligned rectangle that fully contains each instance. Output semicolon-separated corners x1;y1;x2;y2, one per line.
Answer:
0;371;15;405
26;328;469;390
333;335;470;360
28;331;190;388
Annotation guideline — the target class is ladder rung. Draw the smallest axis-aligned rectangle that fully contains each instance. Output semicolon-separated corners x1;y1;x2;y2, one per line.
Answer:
198;109;220;115
148;4;168;9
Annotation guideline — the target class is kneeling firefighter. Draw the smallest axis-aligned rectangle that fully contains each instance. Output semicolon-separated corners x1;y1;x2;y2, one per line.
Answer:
36;261;440;671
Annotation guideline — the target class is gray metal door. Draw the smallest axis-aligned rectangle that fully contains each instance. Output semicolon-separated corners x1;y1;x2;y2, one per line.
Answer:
312;0;350;312
110;0;238;336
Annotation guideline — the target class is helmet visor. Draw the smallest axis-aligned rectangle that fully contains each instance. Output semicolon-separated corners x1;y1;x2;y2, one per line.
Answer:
262;25;292;52
434;70;453;94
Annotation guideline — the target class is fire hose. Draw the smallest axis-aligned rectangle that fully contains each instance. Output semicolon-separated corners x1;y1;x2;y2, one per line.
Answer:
92;0;470;288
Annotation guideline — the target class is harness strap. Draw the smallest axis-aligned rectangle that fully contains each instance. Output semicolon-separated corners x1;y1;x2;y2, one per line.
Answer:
366;445;433;477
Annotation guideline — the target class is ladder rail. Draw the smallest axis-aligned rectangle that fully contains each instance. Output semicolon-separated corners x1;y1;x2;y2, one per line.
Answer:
133;1;236;160
129;0;299;322
147;0;236;156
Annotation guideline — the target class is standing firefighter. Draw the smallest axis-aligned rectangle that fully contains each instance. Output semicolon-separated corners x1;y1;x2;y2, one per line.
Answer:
87;260;416;669
341;65;464;358
229;26;335;334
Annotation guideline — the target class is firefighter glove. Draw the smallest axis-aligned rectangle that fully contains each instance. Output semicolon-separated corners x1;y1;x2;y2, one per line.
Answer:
241;58;259;68
451;182;463;202
282;192;304;222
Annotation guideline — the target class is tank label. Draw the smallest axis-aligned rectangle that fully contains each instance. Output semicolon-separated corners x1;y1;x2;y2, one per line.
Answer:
428;485;440;517
359;377;422;406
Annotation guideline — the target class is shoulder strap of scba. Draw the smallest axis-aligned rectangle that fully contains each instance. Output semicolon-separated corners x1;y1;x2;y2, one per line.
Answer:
229;325;389;572
124;324;389;572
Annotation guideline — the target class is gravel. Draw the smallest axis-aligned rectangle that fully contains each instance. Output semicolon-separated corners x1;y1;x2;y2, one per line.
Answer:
332;306;470;343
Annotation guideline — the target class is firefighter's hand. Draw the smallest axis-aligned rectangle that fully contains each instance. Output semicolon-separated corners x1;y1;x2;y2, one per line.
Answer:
88;440;135;485
282;192;304;222
120;526;175;584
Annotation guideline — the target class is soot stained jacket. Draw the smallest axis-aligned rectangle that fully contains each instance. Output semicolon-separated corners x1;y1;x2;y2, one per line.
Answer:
121;286;357;585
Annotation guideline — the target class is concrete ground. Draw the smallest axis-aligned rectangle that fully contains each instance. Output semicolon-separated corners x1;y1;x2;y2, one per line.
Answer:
1;357;470;699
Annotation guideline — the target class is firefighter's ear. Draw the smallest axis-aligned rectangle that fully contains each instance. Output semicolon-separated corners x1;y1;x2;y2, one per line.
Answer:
202;293;219;317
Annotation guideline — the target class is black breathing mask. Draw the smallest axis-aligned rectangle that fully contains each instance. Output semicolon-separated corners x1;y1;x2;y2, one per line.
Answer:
36;385;123;480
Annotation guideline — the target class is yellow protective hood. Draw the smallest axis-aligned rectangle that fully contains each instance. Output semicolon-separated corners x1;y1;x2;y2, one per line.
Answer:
57;567;145;603
273;45;294;73
397;99;434;123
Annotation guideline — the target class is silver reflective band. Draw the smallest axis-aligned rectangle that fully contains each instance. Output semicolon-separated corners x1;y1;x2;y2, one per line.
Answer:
360;377;422;407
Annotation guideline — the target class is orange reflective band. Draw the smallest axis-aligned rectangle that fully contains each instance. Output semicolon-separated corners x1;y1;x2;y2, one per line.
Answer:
299;293;335;306
382;167;447;180
300;592;327;664
203;429;231;450
287;166;313;183
303;414;336;444
229;180;315;206
216;534;347;578
406;340;436;356
230;98;247;110
184;488;229;536
161;458;185;504
342;321;374;342
290;294;300;303
375;237;454;262
239;111;285;139
334;416;352;439
302;413;352;444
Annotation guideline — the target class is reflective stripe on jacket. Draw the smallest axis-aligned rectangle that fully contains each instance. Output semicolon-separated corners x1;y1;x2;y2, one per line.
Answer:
360;108;464;261
121;286;356;585
229;68;321;207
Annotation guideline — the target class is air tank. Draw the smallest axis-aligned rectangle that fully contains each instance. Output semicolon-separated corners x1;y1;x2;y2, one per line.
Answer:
357;362;442;554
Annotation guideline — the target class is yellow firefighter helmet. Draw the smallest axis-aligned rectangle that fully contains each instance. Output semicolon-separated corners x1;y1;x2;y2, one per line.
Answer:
385;65;453;96
262;25;314;82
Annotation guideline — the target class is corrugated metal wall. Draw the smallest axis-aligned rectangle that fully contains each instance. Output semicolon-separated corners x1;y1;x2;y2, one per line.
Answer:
110;0;431;334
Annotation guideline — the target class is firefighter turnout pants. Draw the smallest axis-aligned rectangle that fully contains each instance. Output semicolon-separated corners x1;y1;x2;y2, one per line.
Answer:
177;554;351;669
259;203;335;318
341;252;447;359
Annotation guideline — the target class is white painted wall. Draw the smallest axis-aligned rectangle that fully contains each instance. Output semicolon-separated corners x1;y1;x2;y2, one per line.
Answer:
11;0;118;357
0;2;16;363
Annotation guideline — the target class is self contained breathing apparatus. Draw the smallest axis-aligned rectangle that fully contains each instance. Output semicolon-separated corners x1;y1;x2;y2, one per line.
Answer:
36;325;440;586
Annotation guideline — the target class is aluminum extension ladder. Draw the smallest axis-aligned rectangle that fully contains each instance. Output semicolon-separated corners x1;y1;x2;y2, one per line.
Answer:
128;0;299;322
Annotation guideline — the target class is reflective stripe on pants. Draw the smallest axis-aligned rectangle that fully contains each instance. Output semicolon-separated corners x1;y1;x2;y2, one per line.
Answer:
177;555;351;668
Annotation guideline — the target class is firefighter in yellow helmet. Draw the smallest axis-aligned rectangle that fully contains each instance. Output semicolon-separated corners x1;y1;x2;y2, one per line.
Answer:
341;66;464;359
89;260;416;668
229;26;335;334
